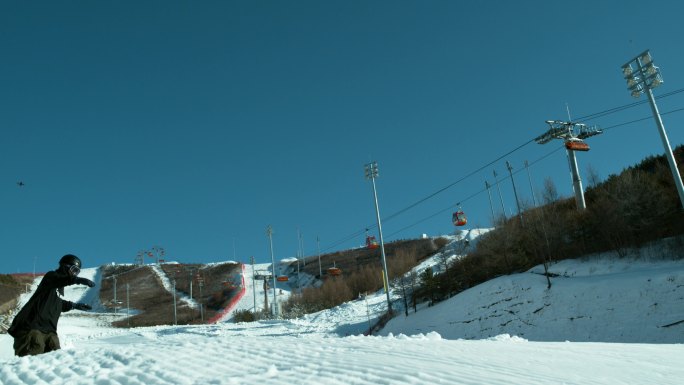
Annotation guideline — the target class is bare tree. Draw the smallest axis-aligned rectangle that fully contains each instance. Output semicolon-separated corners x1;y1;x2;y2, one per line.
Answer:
585;164;602;188
542;177;559;205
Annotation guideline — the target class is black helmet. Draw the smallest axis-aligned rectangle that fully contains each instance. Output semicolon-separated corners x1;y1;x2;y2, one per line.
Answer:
59;254;81;268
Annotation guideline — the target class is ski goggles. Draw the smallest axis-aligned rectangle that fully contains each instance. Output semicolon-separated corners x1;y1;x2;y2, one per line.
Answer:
67;264;81;276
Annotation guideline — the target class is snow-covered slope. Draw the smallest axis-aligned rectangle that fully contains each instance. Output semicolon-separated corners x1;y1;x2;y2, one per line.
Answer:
2;234;684;384
381;255;684;342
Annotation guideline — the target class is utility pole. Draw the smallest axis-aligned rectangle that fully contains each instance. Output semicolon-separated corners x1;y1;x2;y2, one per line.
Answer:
317;236;322;278
506;161;524;226
493;169;506;218
622;50;684;209
263;279;269;313
198;274;204;322
525;160;538;207
113;276;118;315
535;120;602;210
189;271;193;300
364;161;392;313
485;181;496;222
296;227;302;292
126;283;130;327
172;280;177;325
266;225;278;317
298;228;305;267
251;256;257;313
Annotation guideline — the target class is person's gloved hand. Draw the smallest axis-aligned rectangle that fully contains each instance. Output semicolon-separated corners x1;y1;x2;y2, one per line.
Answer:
73;303;92;311
75;277;96;287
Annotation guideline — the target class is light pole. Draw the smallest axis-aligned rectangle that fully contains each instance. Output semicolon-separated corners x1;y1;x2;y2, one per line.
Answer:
535;120;602;210
622;50;684;209
266;225;278;316
364;161;392;312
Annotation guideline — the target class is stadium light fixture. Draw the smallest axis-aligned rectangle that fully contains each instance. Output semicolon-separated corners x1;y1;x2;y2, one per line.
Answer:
621;50;684;209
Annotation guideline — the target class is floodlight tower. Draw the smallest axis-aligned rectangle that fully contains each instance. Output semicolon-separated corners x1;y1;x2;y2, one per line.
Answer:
535;120;603;210
621;50;684;210
364;161;392;312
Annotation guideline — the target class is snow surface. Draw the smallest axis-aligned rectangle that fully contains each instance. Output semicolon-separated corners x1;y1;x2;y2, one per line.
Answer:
2;234;684;384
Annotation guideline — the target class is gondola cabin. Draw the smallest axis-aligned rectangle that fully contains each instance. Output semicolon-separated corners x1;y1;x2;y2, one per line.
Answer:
565;138;590;151
327;267;342;276
276;275;289;282
365;235;379;249
452;210;467;226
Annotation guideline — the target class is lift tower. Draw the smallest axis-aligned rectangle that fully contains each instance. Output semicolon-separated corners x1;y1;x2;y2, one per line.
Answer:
535;121;602;210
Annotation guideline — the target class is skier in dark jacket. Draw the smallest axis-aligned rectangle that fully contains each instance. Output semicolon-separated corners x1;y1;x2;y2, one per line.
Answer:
8;254;96;356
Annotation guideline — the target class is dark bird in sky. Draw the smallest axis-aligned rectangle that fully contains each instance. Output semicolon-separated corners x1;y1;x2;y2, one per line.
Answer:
17;181;25;187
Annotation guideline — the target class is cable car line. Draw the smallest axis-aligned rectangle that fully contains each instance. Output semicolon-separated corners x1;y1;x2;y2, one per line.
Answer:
576;87;684;122
387;105;684;237
319;138;537;254
600;106;684;132
382;138;537;223
387;144;566;238
319;94;684;254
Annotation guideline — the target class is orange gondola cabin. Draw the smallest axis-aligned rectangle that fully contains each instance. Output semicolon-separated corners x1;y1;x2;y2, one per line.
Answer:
564;138;590;151
327;266;342;276
365;235;379;249
276;275;289;282
452;210;467;227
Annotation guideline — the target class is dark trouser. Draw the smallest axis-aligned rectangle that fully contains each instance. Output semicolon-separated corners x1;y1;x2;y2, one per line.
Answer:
12;329;61;356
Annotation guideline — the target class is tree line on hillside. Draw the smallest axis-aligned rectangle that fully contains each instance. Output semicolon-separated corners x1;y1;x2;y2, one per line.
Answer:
234;145;684;323
234;238;449;322
415;145;684;305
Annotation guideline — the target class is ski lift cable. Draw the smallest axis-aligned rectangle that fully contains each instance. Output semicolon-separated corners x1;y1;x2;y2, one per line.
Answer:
387;144;566;237
601;106;684;131
576;88;684;122
322;104;684;254
320;97;684;253
382;138;538;224
379;103;684;231
386;104;684;238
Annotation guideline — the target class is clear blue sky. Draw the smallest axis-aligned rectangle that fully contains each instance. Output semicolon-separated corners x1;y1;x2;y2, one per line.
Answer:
2;1;683;274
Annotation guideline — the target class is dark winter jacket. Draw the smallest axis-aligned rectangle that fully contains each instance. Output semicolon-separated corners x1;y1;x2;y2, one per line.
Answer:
8;268;76;337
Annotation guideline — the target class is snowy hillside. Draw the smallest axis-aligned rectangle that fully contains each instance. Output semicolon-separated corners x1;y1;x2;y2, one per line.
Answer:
382;253;684;343
1;234;684;384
